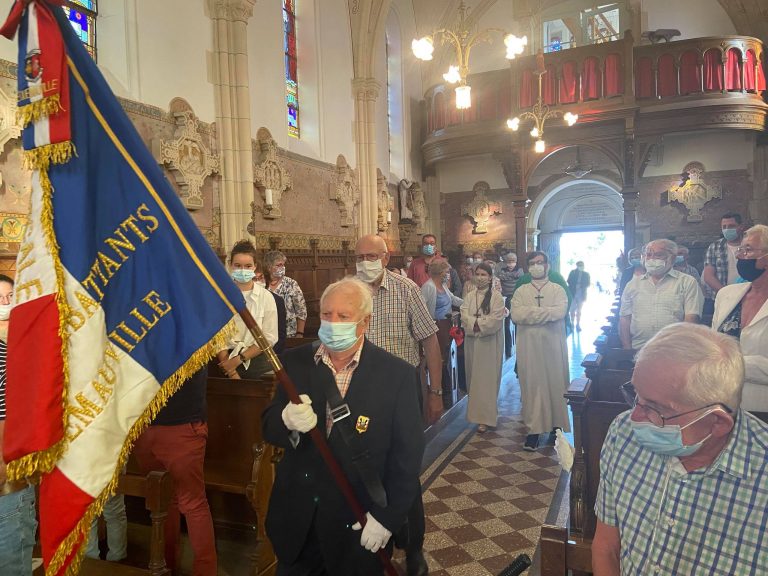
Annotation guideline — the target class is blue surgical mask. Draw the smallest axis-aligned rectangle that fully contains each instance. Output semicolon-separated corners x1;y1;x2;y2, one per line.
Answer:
629;409;719;457
422;244;435;256
675;255;685;265
232;269;256;284
630;258;642;267
722;228;739;242
318;320;362;352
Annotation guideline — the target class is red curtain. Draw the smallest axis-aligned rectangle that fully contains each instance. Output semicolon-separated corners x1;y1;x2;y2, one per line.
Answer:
725;48;742;91
759;54;767;91
604;53;623;97
499;80;512;118
559;61;578;103
434;92;446;130
745;50;756;91
582;57;601;100
635;57;654;98
478;83;496;121
679;51;701;95
543;66;557;105
658;54;677;97
704;49;723;91
448;91;461;125
520;68;534;108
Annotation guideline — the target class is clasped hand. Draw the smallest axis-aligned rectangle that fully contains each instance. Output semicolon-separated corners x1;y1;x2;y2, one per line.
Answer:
281;394;317;433
352;512;391;553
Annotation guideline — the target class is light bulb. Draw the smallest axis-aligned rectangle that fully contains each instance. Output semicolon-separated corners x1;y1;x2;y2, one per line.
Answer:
506;117;520;131
504;34;528;59
534;139;546;153
443;65;461;84
564;112;578;126
455;85;472;109
411;37;434;61
530;127;539;138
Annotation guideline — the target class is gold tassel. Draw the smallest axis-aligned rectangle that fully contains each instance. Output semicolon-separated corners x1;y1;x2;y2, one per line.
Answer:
16;95;62;127
45;321;236;576
23;142;76;172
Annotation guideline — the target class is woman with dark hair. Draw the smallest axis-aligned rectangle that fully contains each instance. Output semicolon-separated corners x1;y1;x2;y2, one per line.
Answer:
218;240;279;378
460;263;505;432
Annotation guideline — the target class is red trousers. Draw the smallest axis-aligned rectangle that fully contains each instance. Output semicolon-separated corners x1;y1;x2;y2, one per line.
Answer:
133;422;217;576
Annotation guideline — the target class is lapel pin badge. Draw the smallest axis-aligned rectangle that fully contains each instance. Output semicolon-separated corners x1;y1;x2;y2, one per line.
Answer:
356;415;370;434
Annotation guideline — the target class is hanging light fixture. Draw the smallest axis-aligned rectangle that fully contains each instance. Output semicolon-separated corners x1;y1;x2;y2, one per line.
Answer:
413;1;527;110
563;146;594;179
506;50;578;152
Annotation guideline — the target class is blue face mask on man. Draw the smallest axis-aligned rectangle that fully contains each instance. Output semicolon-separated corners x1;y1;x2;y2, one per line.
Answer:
675;255;685;265
722;228;739;242
318;320;363;352
422;244;435;256
629;408;721;457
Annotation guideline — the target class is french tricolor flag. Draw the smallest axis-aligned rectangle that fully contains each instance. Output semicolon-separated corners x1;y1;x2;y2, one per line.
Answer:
1;2;246;574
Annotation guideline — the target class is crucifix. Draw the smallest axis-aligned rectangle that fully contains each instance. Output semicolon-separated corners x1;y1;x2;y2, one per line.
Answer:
534;293;545;306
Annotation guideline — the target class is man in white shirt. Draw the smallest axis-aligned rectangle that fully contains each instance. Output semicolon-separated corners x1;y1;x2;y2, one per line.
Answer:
620;239;703;350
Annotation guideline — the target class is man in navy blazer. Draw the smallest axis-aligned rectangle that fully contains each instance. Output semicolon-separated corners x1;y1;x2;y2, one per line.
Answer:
262;277;424;575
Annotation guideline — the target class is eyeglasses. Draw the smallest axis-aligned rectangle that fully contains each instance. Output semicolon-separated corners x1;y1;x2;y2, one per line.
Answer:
644;251;670;259
619;381;732;428
355;252;384;263
735;246;766;258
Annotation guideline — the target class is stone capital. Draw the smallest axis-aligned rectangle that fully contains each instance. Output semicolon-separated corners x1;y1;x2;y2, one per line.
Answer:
208;0;256;22
351;78;380;101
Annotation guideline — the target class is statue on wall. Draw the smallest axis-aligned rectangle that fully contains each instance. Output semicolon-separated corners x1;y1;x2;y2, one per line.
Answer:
667;161;722;222
397;179;427;232
462;181;502;234
152;105;219;210
332;155;359;227
376;169;394;232
252;127;293;220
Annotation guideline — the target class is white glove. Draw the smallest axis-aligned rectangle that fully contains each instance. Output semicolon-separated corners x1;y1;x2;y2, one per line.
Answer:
281;394;317;433
351;512;392;553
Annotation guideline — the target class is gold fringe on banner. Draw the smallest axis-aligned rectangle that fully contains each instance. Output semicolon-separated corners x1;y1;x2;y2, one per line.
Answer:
23;141;76;172
5;167;75;482
44;321;236;576
16;94;62;127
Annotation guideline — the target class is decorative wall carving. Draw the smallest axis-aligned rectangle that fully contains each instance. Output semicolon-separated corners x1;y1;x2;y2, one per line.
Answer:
398;179;428;233
253;127;292;220
462;181;503;234
667;162;722;222
376;169;393;232
332;155;359;227
153;105;219;210
0;84;20;153
209;0;255;22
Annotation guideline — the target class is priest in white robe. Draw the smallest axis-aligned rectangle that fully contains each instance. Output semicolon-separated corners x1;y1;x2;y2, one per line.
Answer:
461;263;506;432
510;251;571;451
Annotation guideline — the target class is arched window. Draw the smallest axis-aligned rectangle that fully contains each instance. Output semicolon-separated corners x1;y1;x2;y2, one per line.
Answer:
385;10;404;180
63;1;97;59
283;0;300;138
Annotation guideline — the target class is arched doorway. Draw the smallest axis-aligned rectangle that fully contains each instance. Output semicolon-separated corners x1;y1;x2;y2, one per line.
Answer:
529;178;624;277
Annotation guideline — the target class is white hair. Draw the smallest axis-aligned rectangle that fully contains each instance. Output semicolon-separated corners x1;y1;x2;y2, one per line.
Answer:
645;238;678;256
635;323;744;411
320;276;373;318
744;224;768;251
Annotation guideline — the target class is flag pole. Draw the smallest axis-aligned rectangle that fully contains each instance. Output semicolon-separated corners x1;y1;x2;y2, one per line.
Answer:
239;309;398;576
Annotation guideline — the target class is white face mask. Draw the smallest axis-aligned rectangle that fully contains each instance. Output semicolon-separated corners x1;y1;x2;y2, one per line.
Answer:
529;264;546;279
255;280;266;288
644;258;668;276
0;303;11;321
356;259;384;283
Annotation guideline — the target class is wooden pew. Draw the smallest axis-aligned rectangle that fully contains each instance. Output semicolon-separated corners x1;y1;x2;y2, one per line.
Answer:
79;471;173;576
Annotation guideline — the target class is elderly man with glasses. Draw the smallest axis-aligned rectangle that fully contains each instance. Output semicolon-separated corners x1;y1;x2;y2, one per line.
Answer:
619;238;703;350
592;323;768;575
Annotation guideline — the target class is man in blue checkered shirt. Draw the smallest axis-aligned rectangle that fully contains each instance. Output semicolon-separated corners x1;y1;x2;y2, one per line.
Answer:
593;323;768;575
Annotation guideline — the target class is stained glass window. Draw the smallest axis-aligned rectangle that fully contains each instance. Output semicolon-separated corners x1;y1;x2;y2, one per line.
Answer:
283;0;299;138
63;1;98;60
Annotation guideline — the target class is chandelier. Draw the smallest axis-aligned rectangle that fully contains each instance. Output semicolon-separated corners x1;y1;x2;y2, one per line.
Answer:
412;1;527;110
506;52;578;152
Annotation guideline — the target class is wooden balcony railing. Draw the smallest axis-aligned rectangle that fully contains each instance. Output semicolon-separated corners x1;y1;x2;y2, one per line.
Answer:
423;33;766;138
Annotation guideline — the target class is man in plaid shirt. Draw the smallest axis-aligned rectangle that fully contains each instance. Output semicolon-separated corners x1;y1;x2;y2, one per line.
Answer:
702;212;746;316
593;323;768;575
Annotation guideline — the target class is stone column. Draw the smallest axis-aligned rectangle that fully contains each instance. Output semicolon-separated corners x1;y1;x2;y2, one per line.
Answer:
424;175;441;247
513;200;530;254
352;78;380;237
208;0;256;251
497;142;528;254
622;125;638;255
